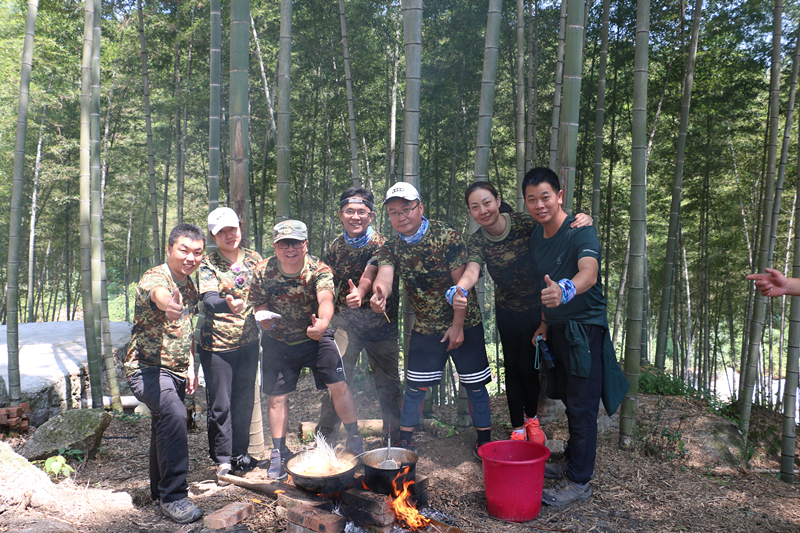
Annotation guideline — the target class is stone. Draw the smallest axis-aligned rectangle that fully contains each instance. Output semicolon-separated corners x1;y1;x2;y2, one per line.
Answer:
135;403;151;417
19;408;112;461
695;420;745;467
0;441;58;509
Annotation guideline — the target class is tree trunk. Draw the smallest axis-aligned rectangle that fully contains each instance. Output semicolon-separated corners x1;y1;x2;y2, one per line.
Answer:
741;0;783;433
7;0;39;402
229;0;251;244
548;0;567;172
338;0;360;187
654;0;702;369
557;0;587;211
209;0;221;214
619;0;650;447
177;8;196;225
515;0;525;207
276;0;293;221
137;0;161;264
81;0;103;408
524;0;539;186
590;0;609;224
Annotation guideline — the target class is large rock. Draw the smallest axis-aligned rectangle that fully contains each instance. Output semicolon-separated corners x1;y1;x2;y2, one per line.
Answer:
0;441;60;513
19;408;112;461
691;420;745;467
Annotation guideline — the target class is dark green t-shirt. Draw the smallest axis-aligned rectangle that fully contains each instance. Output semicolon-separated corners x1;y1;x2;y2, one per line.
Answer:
530;214;607;326
466;212;541;312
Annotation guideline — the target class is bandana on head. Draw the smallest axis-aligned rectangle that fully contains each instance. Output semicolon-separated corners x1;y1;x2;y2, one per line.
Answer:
344;225;374;248
400;216;429;245
339;197;375;212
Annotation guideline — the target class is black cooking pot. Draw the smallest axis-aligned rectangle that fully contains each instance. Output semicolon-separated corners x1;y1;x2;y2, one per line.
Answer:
361;447;418;495
285;449;360;494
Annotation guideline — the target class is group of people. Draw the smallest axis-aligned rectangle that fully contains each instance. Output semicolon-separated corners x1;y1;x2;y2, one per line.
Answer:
123;167;627;524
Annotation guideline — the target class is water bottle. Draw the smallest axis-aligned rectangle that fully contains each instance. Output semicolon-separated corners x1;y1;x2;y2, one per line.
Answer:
536;335;555;370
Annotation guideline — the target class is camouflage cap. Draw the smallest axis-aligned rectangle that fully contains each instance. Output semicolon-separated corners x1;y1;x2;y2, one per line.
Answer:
273;220;308;242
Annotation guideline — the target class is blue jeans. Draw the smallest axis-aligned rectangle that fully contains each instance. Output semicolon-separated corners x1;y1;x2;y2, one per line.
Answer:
128;367;188;503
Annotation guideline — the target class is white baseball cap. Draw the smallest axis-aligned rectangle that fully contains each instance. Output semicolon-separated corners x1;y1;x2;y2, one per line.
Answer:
208;207;240;235
383;182;421;205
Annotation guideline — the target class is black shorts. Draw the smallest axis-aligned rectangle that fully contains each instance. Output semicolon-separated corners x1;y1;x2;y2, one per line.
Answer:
261;329;346;396
406;324;492;388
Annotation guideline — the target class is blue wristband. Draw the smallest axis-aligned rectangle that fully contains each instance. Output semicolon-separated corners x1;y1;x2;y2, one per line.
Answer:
445;285;468;306
558;279;576;305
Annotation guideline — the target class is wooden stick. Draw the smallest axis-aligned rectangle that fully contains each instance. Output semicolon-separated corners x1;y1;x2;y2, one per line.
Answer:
384;312;391;323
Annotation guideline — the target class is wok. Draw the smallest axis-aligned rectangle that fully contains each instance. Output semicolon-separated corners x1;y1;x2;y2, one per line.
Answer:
362;447;418;495
285;449;360;494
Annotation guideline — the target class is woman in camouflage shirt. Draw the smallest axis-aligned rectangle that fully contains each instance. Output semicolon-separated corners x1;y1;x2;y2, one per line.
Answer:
198;208;263;483
453;182;591;443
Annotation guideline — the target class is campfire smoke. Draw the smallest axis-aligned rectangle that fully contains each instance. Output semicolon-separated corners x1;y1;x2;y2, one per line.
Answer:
390;467;430;531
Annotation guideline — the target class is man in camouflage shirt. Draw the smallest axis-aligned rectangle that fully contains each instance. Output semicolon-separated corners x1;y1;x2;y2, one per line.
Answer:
315;187;402;445
370;182;493;458
125;224;205;524
249;220;363;479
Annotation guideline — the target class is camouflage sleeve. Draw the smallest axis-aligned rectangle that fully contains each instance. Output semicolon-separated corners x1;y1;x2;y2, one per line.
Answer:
139;268;172;306
444;228;469;273
314;262;336;294
198;260;219;295
376;241;395;268
248;261;268;306
465;232;485;267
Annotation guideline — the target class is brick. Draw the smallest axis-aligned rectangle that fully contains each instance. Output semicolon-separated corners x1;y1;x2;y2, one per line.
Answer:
287;505;345;533
203;502;255;529
0;413;7;425
342;488;392;516
411;488;428;508
19;419;29;432
286;523;317;533
6;417;20;428
277;487;333;512
341;503;395;527
5;407;23;418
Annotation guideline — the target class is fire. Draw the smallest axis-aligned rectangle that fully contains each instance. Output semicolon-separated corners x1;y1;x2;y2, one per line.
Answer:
389;467;430;531
274;490;285;495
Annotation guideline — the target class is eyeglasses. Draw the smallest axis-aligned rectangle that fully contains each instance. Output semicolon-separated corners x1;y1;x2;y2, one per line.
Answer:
387;202;421;220
276;240;306;249
341;209;372;217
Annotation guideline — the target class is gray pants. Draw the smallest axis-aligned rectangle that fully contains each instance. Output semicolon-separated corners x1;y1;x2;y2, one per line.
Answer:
316;313;402;443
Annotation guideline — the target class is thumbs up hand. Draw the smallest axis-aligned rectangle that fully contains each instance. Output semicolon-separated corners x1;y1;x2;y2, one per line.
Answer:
541;275;563;308
307;313;327;341
226;293;246;314
370;285;387;314
345;279;363;309
166;288;183;321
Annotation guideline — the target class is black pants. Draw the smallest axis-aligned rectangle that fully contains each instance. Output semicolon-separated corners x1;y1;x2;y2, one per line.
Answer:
128;367;188;503
496;306;542;428
548;323;604;485
316;313;402;442
199;342;259;467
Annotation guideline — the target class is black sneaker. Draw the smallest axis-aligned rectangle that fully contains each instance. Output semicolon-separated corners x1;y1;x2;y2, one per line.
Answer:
396;438;416;453
232;455;257;474
345;435;365;455
542;477;592;506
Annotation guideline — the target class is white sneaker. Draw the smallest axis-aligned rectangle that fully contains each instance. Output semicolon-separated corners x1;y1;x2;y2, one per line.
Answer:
160;498;203;523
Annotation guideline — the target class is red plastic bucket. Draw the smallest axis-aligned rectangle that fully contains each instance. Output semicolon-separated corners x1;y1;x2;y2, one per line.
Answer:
478;440;551;522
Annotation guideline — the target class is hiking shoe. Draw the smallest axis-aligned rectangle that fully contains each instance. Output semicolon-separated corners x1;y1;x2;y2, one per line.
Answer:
473;440;491;460
510;429;527;441
160;498;203;524
232;455;257;474
544;461;595;480
524;417;546;445
345;435;365;455
542;478;591;506
396;438;416;453
265;449;287;480
216;463;232;486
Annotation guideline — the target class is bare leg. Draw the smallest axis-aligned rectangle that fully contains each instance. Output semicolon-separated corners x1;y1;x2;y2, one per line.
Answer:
326;381;357;425
268;394;289;439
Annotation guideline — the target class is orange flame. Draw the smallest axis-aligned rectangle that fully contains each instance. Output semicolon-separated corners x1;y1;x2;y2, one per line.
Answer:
274;490;285;495
389;467;430;531
286;474;293;485
362;479;370;490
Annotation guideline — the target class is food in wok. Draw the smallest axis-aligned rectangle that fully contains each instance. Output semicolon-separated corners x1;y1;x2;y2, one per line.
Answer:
290;432;358;476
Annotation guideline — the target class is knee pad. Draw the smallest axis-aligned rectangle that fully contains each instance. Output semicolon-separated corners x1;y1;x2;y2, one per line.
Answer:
400;386;428;427
466;387;491;428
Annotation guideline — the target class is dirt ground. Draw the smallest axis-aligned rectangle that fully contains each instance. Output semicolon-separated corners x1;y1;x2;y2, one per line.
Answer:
2;365;799;533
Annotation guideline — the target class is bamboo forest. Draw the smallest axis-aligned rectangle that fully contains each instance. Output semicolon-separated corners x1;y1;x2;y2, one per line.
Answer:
2;0;800;510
